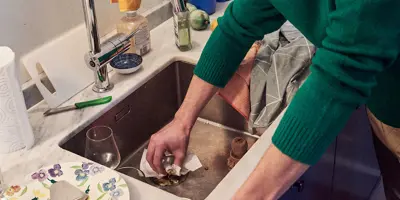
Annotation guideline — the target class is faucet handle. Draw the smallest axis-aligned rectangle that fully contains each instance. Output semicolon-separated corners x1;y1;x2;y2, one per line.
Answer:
84;33;132;70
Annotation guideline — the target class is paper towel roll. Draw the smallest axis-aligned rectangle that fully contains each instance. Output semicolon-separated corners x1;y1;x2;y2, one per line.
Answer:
0;47;34;153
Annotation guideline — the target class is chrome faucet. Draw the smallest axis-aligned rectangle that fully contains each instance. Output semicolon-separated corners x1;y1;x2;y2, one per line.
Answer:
81;0;137;93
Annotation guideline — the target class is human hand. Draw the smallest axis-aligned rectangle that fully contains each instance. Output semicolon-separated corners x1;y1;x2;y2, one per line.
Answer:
146;117;192;174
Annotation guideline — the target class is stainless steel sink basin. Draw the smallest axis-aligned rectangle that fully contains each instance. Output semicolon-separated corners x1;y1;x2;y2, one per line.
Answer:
60;61;258;200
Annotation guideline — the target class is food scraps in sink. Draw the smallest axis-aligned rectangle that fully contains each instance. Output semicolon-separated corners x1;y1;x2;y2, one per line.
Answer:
149;160;190;187
149;173;189;187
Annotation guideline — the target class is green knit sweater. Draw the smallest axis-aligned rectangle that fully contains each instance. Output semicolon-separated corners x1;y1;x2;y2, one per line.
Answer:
194;0;400;164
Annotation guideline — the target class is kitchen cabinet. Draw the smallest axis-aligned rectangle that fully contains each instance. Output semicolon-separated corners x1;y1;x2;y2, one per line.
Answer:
280;106;380;200
280;141;336;200
331;107;380;200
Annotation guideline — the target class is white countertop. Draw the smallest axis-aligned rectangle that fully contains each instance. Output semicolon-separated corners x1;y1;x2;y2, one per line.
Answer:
0;2;284;199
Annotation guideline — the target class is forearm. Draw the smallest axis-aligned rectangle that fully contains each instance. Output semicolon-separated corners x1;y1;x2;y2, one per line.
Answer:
234;144;309;200
175;75;218;129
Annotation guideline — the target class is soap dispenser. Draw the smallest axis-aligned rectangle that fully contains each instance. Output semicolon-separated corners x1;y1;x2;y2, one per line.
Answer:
116;10;151;56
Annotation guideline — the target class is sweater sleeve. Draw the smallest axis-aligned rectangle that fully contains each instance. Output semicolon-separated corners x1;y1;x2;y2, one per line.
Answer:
193;0;286;87
272;0;400;165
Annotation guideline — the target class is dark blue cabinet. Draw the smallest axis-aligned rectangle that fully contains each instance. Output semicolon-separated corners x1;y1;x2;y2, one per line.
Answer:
280;141;336;200
280;107;380;200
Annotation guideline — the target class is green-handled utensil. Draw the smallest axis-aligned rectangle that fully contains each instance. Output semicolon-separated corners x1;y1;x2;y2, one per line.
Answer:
43;96;112;116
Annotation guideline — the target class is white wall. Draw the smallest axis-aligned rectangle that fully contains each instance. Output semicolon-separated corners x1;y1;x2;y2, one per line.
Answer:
0;0;161;83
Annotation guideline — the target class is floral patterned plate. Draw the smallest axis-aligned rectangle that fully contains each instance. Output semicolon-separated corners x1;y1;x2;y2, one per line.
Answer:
4;162;129;200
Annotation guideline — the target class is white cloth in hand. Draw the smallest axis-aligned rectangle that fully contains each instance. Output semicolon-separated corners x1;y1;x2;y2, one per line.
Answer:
140;149;202;178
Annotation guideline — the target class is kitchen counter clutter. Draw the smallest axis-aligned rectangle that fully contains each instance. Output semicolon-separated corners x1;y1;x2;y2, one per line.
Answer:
0;2;285;200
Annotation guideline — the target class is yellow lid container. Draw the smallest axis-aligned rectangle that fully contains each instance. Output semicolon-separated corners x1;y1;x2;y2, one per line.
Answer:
110;0;141;12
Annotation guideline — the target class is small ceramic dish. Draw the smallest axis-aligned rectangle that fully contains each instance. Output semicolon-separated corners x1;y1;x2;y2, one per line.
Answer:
109;53;143;74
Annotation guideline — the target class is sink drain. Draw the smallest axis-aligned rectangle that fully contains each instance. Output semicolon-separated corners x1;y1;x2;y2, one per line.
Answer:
149;173;189;187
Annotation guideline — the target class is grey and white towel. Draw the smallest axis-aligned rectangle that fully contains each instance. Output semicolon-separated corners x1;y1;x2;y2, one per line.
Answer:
249;22;316;134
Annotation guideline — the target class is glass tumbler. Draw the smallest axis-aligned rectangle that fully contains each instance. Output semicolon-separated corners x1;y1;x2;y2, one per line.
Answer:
85;126;121;169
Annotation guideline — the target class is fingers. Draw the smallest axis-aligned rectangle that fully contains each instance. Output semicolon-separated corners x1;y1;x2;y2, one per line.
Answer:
147;137;167;175
153;148;166;174
173;151;185;167
146;138;156;172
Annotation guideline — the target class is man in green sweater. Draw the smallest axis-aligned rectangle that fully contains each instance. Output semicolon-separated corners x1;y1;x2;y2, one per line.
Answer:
147;0;400;199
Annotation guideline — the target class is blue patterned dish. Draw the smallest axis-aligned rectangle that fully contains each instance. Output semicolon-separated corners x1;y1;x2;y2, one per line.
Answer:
110;53;143;74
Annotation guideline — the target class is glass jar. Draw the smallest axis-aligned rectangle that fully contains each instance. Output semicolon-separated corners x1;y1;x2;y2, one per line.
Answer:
173;10;192;51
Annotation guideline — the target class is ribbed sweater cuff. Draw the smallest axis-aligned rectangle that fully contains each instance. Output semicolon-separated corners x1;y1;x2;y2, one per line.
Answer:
272;74;355;165
272;114;333;165
194;51;232;88
194;27;253;88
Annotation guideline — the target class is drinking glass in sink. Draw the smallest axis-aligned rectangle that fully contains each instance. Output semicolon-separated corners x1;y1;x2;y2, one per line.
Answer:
85;126;121;169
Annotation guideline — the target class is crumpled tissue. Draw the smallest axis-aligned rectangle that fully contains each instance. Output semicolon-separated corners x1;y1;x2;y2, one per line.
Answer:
140;149;202;178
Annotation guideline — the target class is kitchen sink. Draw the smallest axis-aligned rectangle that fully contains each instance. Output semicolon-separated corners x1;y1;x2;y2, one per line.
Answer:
60;61;258;200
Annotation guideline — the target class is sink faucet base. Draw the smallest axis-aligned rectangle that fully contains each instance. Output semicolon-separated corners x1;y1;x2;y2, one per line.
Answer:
92;66;114;93
92;83;114;93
